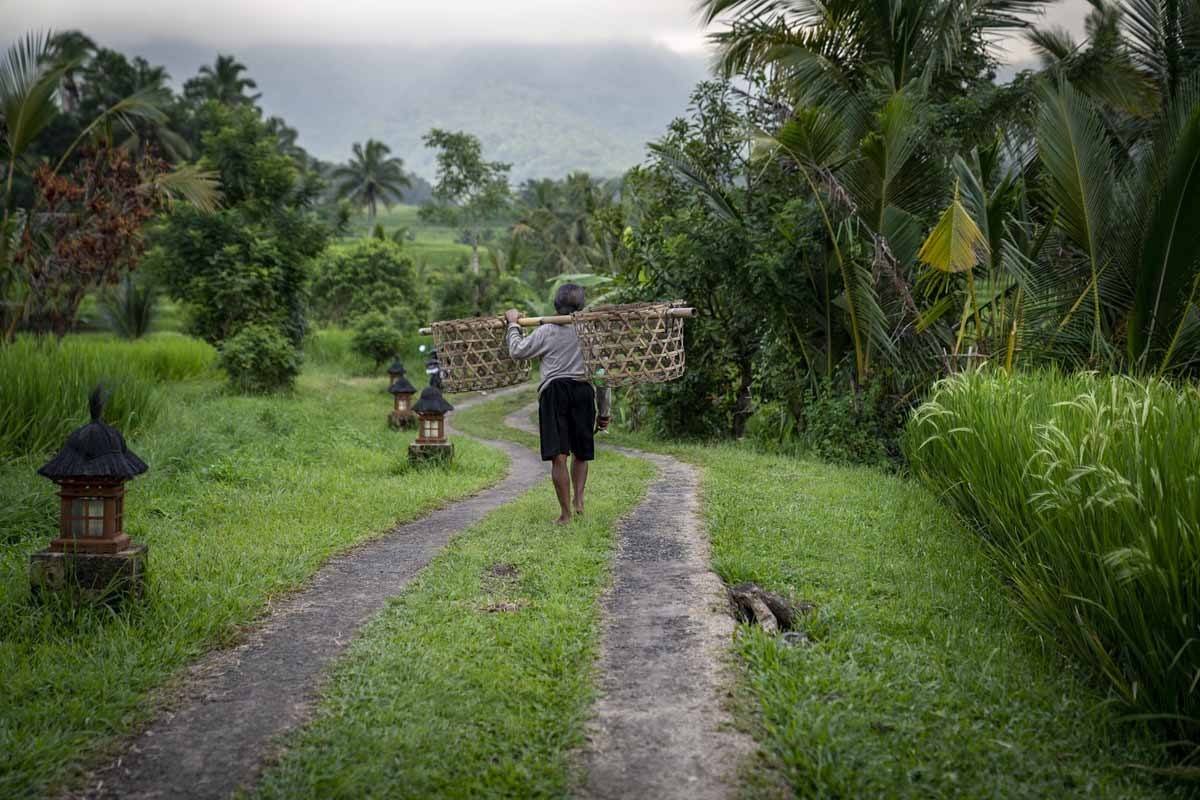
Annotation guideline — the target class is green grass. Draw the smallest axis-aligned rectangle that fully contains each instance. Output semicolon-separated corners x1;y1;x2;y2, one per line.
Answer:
451;388;540;448
0;366;509;798
347;205;460;242
0;333;218;457
303;326;373;373
905;370;1200;762
250;395;655;799
592;423;1186;797
343;205;489;270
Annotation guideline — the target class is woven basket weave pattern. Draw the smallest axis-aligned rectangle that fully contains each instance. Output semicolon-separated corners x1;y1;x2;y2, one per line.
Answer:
430;317;531;393
572;302;686;388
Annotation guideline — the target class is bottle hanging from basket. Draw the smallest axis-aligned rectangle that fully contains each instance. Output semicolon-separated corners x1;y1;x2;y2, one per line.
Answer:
594;367;612;436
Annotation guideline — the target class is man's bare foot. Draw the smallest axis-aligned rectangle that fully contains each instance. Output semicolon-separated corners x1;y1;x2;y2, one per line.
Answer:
573;504;584;516
554;513;572;525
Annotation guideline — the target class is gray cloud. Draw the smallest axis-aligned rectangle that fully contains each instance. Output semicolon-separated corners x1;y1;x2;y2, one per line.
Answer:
9;0;1090;62
9;0;709;51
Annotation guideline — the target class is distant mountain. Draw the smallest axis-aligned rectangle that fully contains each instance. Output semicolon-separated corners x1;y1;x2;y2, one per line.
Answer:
129;40;711;181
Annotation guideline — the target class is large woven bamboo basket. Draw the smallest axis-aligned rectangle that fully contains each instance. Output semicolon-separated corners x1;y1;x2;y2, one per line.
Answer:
430;317;531;393
572;302;687;387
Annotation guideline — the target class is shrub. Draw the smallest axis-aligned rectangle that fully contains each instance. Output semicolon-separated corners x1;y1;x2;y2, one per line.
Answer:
350;312;404;369
100;274;157;339
151;103;328;348
798;381;894;467
219;325;301;393
432;264;536;322
310;239;424;327
904;370;1200;750
744;381;899;468
0;334;216;457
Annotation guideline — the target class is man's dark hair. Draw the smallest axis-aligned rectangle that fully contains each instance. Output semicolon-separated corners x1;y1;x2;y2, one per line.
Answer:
554;283;586;315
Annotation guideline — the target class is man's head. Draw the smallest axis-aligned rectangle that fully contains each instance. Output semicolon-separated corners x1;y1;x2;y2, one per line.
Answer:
554;283;586;315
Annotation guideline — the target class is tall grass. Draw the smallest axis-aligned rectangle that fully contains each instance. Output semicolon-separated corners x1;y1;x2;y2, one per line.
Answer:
904;370;1200;761
303;327;360;369
304;326;425;375
0;334;216;457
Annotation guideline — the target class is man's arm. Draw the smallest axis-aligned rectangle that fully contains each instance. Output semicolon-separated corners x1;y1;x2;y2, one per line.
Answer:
504;309;547;360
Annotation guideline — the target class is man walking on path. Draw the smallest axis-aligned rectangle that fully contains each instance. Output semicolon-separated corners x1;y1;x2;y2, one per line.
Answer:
505;284;611;524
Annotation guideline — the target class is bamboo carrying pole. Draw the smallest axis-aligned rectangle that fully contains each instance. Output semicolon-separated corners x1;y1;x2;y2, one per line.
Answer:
418;307;697;336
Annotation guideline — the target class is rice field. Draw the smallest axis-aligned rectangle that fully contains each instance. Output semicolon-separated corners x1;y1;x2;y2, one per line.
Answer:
0;334;217;458
904;370;1200;764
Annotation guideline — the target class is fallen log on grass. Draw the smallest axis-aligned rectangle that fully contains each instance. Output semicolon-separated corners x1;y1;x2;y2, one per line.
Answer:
728;582;814;633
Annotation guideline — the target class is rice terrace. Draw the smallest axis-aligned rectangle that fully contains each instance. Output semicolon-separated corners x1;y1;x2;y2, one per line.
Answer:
1;0;1199;797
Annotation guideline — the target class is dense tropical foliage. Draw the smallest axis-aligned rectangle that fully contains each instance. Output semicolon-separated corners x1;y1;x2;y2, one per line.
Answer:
2;0;1199;774
149;102;328;387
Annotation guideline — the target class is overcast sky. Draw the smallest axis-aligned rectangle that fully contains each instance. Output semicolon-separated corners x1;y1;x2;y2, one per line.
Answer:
7;0;1089;63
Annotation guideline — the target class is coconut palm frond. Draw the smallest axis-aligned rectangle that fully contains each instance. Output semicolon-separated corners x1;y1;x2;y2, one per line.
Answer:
1117;0;1200;95
845;90;942;226
771;105;848;168
918;182;990;274
834;221;896;361
54;89;169;173
149;163;222;212
974;0;1056;30
1036;79;1123;275
1028;25;1080;66
649;142;743;224
1;31;68;163
1128;75;1200;369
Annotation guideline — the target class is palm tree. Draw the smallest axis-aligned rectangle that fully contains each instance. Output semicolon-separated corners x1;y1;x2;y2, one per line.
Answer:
515;173;617;279
692;0;1088;383
700;0;1052;102
332;140;411;221
265;116;307;163
114;59;193;161
184;54;260;106
46;30;95;113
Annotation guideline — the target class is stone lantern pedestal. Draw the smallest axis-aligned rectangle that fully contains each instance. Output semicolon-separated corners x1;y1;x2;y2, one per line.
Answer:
407;441;454;464
30;545;149;602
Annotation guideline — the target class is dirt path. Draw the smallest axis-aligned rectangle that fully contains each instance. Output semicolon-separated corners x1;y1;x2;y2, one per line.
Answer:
505;406;752;800
74;388;541;800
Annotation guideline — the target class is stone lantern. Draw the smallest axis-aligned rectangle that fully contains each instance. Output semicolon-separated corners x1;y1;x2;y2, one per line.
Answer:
388;369;417;430
387;357;406;383
408;384;454;464
424;348;445;390
31;388;149;600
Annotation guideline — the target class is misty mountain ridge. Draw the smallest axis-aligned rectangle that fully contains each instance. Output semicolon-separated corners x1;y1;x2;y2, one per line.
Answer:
129;40;712;181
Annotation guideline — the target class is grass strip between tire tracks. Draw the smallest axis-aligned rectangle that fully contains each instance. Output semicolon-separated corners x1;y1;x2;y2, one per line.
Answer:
251;392;654;798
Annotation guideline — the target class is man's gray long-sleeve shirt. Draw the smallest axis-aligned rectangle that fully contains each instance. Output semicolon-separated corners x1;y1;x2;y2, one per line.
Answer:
505;322;611;416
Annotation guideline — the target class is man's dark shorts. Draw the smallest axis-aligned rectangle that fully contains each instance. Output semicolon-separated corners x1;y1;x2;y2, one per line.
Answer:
538;378;595;461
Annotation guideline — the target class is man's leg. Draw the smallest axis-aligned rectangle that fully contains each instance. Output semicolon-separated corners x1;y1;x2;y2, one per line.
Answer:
571;457;588;515
551;454;572;524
